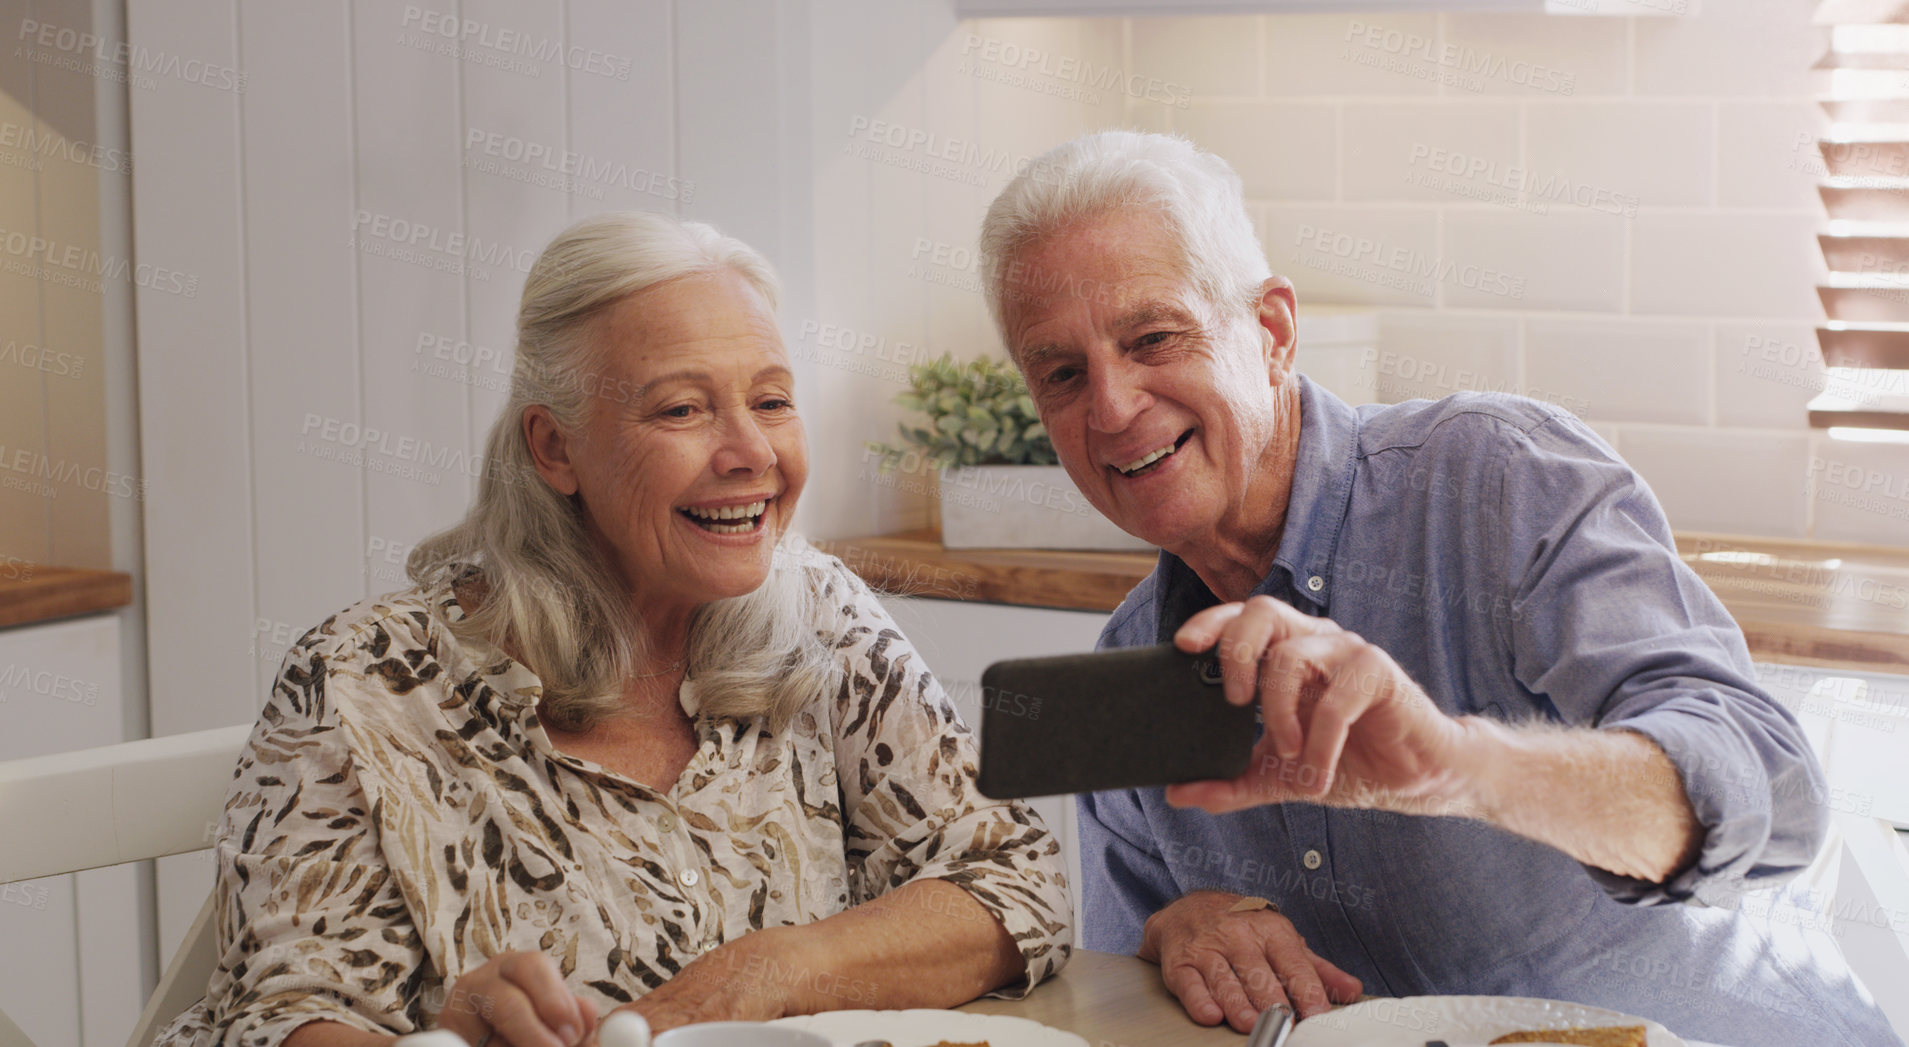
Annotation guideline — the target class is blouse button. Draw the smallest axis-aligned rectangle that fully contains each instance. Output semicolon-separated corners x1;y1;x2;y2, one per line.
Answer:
658;814;677;833
678;868;700;888
1302;848;1323;871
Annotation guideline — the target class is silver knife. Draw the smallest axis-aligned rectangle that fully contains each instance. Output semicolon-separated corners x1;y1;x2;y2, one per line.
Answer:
1246;1003;1294;1047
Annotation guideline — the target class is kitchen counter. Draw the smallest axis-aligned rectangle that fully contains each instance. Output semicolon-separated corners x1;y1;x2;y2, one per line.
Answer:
816;530;1909;674
0;566;133;629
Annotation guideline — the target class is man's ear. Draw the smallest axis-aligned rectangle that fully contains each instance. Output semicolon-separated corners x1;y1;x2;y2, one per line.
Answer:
522;405;581;496
1255;276;1298;383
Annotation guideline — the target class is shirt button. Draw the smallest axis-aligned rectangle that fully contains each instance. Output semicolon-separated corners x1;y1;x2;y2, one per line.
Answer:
1306;575;1325;593
1302;849;1323;870
678;868;700;887
658;814;677;833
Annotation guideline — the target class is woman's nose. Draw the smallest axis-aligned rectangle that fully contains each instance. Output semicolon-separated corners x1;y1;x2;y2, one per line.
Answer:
712;412;776;475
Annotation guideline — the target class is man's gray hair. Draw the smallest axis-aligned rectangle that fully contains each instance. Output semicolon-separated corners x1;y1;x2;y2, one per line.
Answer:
408;210;842;734
978;130;1271;339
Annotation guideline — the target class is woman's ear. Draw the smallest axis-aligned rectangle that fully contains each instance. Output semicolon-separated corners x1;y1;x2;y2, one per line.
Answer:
1256;276;1298;383
522;405;581;496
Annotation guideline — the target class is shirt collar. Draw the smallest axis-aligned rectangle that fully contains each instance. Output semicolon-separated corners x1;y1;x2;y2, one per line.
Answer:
1151;375;1362;642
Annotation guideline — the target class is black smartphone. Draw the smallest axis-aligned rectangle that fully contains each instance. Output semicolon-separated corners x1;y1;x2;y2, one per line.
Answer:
975;642;1257;799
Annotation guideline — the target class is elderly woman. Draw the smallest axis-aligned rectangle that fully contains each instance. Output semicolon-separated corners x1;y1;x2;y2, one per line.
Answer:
157;212;1073;1046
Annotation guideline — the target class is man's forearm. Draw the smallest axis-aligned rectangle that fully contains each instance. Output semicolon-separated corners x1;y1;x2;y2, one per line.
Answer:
749;878;1025;1014
1440;718;1703;883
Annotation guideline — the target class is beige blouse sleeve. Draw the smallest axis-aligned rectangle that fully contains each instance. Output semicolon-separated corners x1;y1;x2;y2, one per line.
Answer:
823;565;1075;998
170;632;429;1045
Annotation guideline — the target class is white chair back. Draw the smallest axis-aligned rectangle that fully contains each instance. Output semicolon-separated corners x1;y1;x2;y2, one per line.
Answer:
0;725;251;1047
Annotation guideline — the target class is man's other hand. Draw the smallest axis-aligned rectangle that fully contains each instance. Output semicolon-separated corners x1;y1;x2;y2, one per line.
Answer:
1139;890;1361;1033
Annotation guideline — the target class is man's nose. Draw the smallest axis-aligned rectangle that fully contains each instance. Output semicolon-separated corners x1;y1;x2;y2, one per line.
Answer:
713;412;776;475
1085;360;1151;433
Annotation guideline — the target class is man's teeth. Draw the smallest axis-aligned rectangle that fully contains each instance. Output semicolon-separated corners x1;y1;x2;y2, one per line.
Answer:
1118;443;1179;475
683;500;767;521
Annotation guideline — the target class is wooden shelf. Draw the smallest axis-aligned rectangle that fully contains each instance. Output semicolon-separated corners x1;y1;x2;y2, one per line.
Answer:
0;567;134;630
818;530;1909;675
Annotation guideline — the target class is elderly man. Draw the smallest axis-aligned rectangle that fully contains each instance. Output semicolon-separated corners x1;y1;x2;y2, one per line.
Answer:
977;131;1899;1047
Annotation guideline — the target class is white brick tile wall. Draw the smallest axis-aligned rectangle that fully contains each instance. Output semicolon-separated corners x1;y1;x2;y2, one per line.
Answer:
1525;317;1709;425
1442;210;1626;312
1342;102;1521;202
1619;427;1812;537
1130;16;1261;99
1630;214;1825;318
1632;0;1822;97
1717;102;1826;210
1107;8;1907;544
1177;101;1337;200
1714;322;1822;430
1265;15;1441;97
1265;205;1441;307
1808;436;1909;545
1524;102;1714;209
1437;14;1630;97
1373;310;1520;403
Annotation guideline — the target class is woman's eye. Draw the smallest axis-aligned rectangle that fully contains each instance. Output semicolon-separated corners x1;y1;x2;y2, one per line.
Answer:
757;398;794;412
1043;366;1079;386
662;404;696;419
1135;331;1171;349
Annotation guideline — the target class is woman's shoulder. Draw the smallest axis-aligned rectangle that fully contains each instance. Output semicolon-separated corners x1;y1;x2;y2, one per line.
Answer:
288;578;456;665
776;539;870;606
262;575;501;739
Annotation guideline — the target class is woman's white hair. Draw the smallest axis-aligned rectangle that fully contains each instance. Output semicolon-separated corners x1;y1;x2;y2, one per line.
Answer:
408;210;842;734
978;130;1270;336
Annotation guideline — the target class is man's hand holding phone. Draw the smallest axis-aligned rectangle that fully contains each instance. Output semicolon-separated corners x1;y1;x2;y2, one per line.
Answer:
1165;594;1472;817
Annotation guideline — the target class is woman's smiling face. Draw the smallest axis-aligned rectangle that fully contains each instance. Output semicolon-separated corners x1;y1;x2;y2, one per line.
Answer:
526;268;807;617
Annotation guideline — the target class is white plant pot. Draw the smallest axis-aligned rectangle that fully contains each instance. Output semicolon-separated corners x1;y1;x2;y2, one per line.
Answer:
938;464;1154;551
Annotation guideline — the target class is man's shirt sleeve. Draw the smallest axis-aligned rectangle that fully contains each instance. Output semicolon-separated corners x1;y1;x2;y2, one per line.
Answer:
1494;411;1828;907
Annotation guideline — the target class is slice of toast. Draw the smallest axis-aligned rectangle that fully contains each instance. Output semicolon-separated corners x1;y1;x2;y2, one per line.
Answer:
1488;1026;1648;1047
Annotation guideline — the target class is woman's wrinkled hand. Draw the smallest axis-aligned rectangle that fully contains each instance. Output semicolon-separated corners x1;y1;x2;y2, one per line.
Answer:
607;928;803;1033
435;951;599;1047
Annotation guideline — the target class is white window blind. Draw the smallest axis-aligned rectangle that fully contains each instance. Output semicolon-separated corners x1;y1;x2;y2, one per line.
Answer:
1813;0;1909;437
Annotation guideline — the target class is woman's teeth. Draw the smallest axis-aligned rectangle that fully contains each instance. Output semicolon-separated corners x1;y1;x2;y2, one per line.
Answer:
682;500;767;534
1118;442;1178;476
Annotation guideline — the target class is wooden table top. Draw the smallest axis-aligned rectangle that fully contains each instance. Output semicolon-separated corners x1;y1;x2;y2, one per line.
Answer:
816;530;1909;675
960;951;1734;1047
957;949;1241;1044
0;565;133;629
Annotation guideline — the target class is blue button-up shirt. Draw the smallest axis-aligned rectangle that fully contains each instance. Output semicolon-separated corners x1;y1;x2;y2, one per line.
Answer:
1079;376;1901;1047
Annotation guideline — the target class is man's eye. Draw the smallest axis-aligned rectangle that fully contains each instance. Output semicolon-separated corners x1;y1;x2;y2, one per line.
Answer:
757;398;794;412
662;404;696;419
1134;331;1172;349
1043;366;1080;386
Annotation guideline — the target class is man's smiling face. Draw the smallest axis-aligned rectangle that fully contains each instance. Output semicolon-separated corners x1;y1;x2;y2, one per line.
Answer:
1002;208;1297;553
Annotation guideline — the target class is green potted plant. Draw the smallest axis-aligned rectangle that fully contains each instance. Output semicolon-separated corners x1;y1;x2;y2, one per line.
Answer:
868;353;1151;551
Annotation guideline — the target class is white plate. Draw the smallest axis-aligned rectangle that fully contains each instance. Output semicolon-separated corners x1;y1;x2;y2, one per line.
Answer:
1284;995;1687;1047
767;1009;1089;1047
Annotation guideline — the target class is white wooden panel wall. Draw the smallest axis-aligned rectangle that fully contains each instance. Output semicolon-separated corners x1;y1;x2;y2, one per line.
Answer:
123;0;819;1010
0;615;136;1047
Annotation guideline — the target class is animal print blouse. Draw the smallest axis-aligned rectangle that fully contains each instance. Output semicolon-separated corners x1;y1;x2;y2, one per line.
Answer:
156;550;1072;1046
